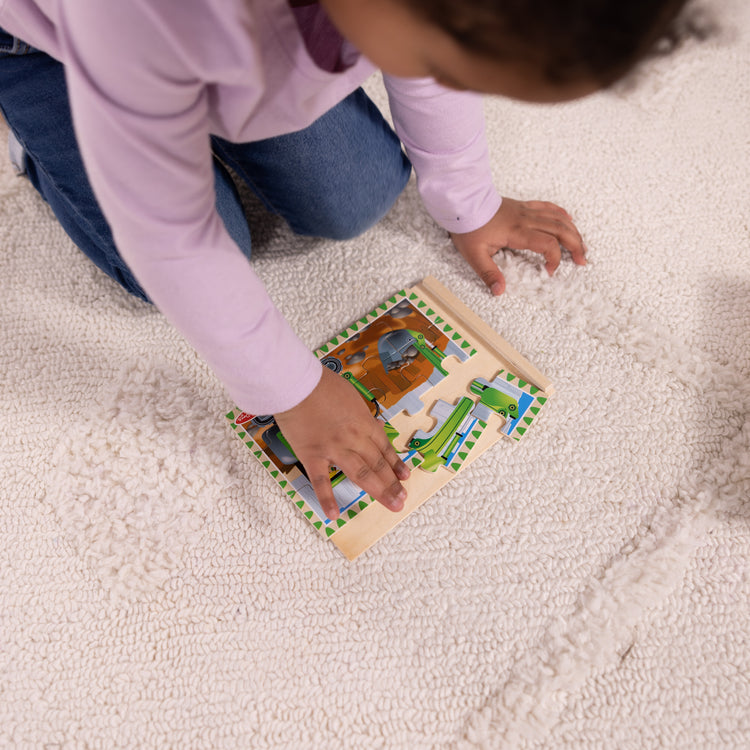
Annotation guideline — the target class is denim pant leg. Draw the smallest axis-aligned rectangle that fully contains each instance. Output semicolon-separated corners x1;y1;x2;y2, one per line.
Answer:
211;88;412;241
0;30;251;302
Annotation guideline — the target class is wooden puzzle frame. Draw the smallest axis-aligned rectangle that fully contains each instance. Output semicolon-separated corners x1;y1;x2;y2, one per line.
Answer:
227;276;553;560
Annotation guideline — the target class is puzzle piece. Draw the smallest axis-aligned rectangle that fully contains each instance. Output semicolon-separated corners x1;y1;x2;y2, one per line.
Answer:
469;371;548;440
406;396;488;473
320;294;474;422
394;369;549;475
287;417;419;527
290;469;368;525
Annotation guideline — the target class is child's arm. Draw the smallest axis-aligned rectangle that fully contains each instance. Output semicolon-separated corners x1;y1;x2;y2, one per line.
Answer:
383;75;586;292
58;0;408;514
60;3;322;416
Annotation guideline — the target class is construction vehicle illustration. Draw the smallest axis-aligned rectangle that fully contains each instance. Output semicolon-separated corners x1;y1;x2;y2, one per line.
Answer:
407;396;479;472
378;329;450;376
469;375;532;437
405;375;534;470
469;379;519;418
322;299;471;418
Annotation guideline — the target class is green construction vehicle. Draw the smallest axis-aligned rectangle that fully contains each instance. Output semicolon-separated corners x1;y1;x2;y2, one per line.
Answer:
407;396;475;471
469;379;519;419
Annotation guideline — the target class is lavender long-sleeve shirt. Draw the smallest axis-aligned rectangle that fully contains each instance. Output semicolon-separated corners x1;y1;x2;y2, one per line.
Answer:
0;0;501;413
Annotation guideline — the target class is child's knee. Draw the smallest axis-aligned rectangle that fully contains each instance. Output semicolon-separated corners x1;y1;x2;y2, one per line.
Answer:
298;152;411;240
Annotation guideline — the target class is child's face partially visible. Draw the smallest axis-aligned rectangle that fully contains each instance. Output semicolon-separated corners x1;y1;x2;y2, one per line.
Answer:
320;0;600;103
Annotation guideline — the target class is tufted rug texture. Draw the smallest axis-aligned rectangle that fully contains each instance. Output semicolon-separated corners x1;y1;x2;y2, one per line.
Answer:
1;1;749;747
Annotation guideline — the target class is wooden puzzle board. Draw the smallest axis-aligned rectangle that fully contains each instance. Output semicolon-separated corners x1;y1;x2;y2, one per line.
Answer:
226;276;553;560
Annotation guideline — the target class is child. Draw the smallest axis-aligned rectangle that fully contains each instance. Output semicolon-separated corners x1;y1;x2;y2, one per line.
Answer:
0;0;691;520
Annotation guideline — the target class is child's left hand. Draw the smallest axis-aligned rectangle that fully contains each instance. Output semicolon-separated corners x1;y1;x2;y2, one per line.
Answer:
450;197;587;295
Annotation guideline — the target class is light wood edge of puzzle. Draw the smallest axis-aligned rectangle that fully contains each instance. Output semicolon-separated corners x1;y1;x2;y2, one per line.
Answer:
331;460;458;561
331;275;553;560
332;406;509;560
415;275;554;396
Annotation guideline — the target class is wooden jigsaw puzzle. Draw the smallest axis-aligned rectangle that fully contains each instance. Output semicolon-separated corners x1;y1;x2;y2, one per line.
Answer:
226;276;553;560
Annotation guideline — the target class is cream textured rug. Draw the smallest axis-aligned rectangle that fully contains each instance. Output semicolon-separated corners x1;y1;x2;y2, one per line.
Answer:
2;1;749;746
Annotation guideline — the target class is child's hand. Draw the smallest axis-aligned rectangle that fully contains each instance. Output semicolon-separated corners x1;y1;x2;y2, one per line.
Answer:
450;197;587;295
273;367;410;520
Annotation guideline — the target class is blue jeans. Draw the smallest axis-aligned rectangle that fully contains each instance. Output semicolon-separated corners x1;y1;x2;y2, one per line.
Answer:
0;28;411;301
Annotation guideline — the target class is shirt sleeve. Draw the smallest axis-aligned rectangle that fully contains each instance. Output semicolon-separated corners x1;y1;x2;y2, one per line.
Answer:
56;0;322;415
382;75;502;234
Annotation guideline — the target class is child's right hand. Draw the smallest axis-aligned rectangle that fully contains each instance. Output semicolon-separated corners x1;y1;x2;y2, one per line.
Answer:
273;366;410;520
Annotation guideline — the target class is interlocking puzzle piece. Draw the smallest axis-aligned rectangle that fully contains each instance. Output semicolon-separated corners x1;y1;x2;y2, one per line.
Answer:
290;469;368;524
407;397;488;473
320;294;474;423
470;371;548;440
380;380;434;422
228;411;416;537
289;416;419;527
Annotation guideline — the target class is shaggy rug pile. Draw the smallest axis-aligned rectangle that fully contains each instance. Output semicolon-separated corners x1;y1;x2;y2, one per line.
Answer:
2;1;748;746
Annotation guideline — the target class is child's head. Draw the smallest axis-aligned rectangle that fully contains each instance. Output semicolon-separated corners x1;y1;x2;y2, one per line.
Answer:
321;0;703;101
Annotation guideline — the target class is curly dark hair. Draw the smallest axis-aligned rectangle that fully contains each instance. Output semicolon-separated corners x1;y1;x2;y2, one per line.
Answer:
401;0;712;85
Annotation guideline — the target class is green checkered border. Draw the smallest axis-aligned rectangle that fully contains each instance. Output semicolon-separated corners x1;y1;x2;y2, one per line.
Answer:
315;289;477;359
446;418;489;473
